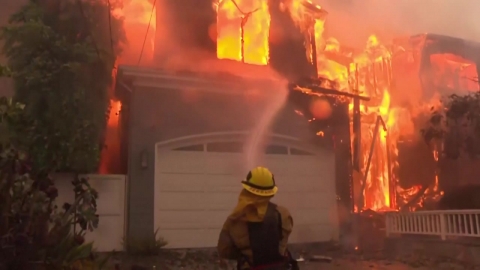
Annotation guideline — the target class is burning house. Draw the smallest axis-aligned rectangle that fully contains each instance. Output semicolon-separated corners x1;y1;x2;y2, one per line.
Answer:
112;0;344;248
106;0;480;248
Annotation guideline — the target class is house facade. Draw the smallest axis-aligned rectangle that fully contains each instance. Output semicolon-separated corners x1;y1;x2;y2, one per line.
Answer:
115;65;340;248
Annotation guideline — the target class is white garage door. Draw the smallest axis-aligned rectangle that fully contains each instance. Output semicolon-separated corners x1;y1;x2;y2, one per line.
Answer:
154;134;338;248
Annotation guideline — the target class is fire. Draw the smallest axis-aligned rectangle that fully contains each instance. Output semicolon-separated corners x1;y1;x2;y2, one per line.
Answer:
100;0;156;174
314;32;438;212
114;0;157;65
213;0;430;211
105;0;450;210
216;0;270;65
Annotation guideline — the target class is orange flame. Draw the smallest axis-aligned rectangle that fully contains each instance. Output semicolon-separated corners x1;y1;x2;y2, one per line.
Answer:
100;0;156;174
114;0;157;65
216;0;270;65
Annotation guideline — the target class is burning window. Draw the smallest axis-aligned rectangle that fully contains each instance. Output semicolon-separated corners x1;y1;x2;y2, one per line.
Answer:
215;0;270;65
214;0;326;67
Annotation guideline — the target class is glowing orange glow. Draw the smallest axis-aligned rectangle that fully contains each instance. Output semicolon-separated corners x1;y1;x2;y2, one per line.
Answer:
308;32;437;212
212;0;451;211
102;0;458;209
216;0;270;65
100;0;157;173
114;0;157;65
99;99;122;174
310;99;332;120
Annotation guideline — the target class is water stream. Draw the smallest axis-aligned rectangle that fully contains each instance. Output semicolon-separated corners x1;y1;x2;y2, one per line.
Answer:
244;82;288;171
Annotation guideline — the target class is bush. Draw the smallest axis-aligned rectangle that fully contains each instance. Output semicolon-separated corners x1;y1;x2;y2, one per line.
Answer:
124;228;168;256
0;98;106;269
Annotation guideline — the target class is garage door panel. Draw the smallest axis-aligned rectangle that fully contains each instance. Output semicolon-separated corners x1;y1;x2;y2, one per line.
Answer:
274;178;324;192
264;157;333;176
205;175;243;192
271;196;298;210
156;211;207;229
157;210;229;231
206;192;238;210
157;152;207;173
157;192;207;210
273;192;335;210
155;139;338;249
271;194;307;210
296;193;335;209
206;210;231;228
204;154;244;174
157;173;206;192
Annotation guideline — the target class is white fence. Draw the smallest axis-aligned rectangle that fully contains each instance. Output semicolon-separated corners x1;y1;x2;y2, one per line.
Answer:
386;210;480;240
54;174;127;252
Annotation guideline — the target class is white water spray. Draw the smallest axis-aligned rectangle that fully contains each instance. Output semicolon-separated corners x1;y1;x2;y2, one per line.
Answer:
244;82;288;171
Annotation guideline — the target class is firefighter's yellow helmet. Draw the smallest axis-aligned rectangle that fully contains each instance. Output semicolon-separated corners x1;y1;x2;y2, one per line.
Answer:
241;166;278;196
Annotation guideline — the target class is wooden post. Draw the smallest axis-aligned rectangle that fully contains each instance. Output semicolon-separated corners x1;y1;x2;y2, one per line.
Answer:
386;133;395;209
310;19;318;76
352;65;362;209
352;97;361;172
334;103;355;249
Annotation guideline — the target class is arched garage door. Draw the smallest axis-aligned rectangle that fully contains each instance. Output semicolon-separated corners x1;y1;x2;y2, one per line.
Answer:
154;132;338;248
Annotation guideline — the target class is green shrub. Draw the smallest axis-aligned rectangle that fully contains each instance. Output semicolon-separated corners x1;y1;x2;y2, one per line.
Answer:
124;228;168;256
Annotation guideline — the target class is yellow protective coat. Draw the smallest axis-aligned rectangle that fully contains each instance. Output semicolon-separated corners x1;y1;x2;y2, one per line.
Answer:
217;190;294;269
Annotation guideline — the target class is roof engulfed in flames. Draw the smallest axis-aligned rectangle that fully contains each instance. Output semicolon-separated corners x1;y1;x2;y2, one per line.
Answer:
215;0;325;66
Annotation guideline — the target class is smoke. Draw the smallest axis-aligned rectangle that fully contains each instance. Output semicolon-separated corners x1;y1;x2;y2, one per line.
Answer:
317;0;480;47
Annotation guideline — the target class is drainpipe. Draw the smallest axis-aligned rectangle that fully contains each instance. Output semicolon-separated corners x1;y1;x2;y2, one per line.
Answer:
118;80;134;251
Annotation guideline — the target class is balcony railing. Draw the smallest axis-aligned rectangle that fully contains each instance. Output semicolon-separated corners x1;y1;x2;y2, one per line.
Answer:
385;210;480;240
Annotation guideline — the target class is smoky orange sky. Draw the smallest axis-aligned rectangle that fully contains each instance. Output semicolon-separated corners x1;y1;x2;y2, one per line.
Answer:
317;0;480;47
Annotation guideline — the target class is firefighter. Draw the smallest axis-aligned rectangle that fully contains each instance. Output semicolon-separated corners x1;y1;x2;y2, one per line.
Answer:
217;167;296;270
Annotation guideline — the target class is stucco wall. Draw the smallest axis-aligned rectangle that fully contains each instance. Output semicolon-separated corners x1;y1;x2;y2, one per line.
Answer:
124;84;323;242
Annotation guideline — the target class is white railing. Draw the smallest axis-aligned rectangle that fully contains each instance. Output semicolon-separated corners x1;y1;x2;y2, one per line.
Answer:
385;210;480;240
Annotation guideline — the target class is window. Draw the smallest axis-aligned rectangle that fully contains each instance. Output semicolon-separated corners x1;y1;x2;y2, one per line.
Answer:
290;148;314;156
265;144;288;155
173;144;204;151
206;142;244;153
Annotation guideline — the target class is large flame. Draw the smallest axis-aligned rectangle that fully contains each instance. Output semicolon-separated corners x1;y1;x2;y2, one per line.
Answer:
213;0;436;211
116;0;157;64
216;0;270;65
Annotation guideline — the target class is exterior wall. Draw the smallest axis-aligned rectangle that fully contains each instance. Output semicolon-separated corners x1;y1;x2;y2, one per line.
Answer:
125;84;323;242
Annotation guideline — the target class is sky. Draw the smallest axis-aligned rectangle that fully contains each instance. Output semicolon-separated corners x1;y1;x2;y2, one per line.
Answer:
317;0;480;47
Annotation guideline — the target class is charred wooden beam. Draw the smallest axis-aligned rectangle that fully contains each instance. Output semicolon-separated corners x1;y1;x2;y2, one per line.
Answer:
288;82;370;101
360;116;387;208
